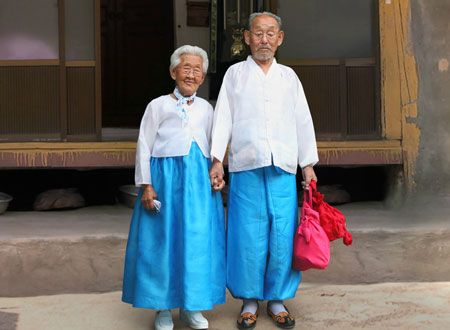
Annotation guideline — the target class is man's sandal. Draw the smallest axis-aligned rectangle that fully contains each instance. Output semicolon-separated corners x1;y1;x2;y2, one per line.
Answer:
237;303;259;329
267;305;295;329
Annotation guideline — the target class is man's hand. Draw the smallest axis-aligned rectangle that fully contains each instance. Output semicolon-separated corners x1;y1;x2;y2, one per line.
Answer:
210;158;225;191
141;184;158;210
212;176;226;191
302;165;317;190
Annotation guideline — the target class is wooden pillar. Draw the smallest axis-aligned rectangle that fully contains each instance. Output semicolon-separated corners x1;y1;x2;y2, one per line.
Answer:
379;0;419;192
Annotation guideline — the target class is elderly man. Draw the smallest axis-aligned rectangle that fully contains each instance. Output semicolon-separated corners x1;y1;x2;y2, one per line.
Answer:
209;12;318;329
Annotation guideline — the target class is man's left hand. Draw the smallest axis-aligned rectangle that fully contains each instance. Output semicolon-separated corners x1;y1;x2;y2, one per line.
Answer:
302;165;317;190
210;158;225;191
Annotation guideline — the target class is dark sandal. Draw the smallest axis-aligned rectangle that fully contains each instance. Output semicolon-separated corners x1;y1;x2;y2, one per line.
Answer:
237;303;259;329
267;304;295;329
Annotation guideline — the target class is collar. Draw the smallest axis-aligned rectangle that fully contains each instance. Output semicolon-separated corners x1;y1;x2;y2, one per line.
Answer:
174;87;196;104
246;55;280;79
173;87;196;126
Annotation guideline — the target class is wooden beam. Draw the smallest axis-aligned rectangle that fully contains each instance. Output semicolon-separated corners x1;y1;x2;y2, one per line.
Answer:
65;61;96;67
0;60;59;66
0;140;402;169
0;142;136;168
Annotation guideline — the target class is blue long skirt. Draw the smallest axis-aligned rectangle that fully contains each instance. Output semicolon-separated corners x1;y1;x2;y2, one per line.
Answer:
122;142;226;311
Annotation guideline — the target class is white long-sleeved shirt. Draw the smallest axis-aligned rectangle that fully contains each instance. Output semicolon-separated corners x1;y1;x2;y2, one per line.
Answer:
210;56;319;174
135;94;213;186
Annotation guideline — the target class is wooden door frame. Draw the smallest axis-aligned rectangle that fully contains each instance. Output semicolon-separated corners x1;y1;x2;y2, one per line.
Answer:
64;0;102;141
62;0;102;141
67;0;102;141
95;0;102;140
58;0;68;140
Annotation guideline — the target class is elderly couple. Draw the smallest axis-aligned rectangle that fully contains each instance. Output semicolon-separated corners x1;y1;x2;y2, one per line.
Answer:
122;12;318;330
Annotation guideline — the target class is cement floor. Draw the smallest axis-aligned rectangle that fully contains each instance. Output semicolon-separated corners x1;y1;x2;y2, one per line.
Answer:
1;283;450;330
2;200;450;241
0;205;132;240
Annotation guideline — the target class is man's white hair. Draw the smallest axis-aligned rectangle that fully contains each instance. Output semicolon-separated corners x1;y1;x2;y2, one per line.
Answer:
170;45;209;74
248;12;282;30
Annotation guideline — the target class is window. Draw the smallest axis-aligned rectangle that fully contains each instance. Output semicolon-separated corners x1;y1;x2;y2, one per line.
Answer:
0;0;59;60
65;0;95;60
278;0;379;139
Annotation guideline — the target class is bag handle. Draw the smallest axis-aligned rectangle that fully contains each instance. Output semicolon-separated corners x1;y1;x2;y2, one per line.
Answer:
309;179;317;191
301;180;315;218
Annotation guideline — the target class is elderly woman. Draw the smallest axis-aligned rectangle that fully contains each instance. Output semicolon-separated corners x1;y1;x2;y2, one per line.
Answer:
122;45;226;330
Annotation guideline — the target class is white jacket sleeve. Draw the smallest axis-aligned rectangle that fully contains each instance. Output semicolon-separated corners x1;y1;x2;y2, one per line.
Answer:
210;71;232;162
135;103;159;186
294;76;319;168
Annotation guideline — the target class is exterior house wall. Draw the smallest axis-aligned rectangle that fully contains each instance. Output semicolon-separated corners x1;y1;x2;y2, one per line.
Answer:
380;0;450;197
410;0;450;197
3;0;449;202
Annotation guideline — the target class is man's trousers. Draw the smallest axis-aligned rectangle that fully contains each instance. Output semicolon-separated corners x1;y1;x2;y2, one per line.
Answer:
227;165;301;300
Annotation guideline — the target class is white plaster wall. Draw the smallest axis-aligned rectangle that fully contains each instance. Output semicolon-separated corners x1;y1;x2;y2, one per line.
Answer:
174;0;211;99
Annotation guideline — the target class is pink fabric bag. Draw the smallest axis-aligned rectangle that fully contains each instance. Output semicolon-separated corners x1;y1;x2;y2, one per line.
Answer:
293;181;330;271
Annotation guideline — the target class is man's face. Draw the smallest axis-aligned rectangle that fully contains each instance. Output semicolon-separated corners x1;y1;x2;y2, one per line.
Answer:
244;15;284;63
170;54;205;96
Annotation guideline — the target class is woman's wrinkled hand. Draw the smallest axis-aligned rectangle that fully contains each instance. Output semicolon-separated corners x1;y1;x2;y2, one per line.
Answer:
141;184;158;210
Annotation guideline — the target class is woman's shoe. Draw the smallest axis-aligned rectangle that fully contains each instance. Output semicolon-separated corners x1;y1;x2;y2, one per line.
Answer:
154;310;174;330
236;303;259;329
267;305;295;329
179;309;209;329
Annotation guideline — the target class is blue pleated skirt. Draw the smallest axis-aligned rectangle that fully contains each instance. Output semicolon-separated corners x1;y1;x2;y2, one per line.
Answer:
122;142;226;311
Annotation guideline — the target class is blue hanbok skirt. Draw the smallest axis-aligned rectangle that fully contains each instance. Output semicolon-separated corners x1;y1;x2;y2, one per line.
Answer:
122;142;226;311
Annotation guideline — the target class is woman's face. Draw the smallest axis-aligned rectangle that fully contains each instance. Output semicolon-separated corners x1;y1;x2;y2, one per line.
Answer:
170;54;205;97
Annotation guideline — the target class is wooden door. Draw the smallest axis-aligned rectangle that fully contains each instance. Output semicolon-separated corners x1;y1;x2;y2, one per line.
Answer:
101;0;174;127
278;0;380;140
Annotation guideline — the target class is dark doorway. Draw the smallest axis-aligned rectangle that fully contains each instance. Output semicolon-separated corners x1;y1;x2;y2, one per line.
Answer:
101;0;174;128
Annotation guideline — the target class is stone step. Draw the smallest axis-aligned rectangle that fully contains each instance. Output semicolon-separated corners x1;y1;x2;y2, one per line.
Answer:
1;203;450;297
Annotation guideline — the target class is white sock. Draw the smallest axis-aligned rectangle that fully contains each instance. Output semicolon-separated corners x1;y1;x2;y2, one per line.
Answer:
241;299;258;315
268;300;287;315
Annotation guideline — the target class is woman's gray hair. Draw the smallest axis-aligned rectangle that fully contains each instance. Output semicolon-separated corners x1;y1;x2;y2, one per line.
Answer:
248;12;282;30
169;45;209;74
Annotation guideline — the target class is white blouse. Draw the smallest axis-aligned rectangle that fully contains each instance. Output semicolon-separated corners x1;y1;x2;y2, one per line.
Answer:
211;56;319;174
135;94;213;186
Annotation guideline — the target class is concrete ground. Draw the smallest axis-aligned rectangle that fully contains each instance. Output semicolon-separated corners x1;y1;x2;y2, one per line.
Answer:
1;283;450;330
1;201;450;329
0;205;131;240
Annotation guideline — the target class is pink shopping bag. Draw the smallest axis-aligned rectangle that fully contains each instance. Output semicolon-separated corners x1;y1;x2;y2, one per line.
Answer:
293;181;330;271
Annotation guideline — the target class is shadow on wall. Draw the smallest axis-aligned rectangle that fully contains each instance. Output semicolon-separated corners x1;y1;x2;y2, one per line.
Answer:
0;165;393;211
310;166;388;202
0;169;135;211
